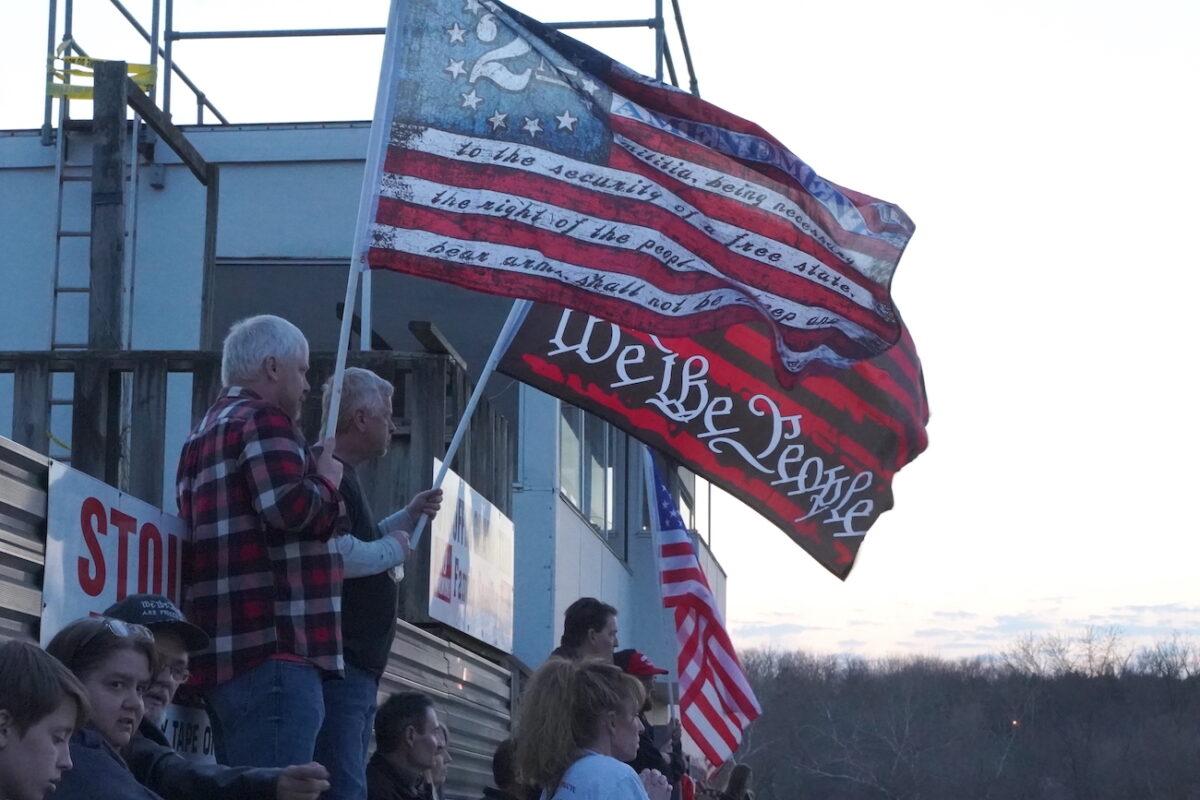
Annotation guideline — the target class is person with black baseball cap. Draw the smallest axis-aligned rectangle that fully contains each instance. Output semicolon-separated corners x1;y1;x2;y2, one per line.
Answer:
104;595;209;727
104;595;330;800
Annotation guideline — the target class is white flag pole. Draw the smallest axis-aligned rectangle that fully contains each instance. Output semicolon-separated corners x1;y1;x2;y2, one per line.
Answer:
408;299;533;550
324;0;404;441
643;445;681;724
360;268;373;353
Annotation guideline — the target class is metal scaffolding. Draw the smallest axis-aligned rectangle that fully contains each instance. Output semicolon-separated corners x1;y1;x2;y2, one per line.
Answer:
43;0;700;134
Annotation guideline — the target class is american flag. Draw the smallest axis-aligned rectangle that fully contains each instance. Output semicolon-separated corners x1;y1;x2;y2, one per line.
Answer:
644;451;762;769
365;0;916;379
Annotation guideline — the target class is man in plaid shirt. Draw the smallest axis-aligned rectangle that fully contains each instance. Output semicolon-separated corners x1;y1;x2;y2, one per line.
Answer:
177;314;347;769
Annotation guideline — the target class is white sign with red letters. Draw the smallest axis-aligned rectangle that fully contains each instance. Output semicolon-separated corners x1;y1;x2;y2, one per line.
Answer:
40;461;186;644
40;461;215;762
427;459;515;652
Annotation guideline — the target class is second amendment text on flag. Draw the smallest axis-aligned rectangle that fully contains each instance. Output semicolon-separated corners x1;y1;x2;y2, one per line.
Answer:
364;0;916;377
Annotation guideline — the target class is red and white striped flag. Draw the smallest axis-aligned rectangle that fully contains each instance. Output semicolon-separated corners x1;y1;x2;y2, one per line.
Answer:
644;450;762;769
362;0;915;383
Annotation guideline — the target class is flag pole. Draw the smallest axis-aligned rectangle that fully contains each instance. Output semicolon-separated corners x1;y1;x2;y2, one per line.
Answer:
360;269;373;353
643;445;681;724
408;298;533;550
324;0;404;441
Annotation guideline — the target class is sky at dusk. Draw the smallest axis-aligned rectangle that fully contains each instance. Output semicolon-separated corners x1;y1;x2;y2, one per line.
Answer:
3;0;1197;658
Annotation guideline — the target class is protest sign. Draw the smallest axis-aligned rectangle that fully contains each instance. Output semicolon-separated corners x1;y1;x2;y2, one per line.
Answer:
427;459;515;652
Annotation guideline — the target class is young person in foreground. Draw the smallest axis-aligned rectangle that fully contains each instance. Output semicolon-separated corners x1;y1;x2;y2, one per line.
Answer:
44;617;165;800
0;641;90;800
515;659;670;800
103;595;330;800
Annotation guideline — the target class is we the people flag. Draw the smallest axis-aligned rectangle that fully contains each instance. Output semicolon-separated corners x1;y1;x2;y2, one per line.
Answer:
500;305;929;579
645;453;761;769
364;0;915;379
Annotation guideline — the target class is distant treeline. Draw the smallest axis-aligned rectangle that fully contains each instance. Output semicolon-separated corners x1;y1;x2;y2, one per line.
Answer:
734;630;1200;800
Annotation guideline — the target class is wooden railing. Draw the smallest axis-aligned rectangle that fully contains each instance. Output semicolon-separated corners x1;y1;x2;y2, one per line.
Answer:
0;349;515;623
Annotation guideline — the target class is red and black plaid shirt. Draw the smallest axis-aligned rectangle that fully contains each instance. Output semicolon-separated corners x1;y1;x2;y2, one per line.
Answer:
176;387;347;687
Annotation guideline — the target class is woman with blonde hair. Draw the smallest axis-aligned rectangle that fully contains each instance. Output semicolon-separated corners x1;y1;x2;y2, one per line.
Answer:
515;659;670;800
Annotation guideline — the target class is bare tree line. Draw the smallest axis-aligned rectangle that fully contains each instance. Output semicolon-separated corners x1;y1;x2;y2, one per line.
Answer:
734;631;1200;800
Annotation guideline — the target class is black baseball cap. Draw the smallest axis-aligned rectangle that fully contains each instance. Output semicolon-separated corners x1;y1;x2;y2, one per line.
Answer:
103;594;210;652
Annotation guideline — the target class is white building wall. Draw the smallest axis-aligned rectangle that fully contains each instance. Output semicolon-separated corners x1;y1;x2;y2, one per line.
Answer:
0;156;57;350
216;162;360;258
129;165;207;350
511;384;559;667
550;502;634;648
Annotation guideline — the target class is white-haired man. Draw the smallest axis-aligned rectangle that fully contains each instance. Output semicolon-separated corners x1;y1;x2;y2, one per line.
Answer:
314;367;442;800
177;314;346;769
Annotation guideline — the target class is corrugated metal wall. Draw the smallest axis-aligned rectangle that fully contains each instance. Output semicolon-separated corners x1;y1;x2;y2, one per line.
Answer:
384;620;513;798
0;436;48;643
0;434;509;799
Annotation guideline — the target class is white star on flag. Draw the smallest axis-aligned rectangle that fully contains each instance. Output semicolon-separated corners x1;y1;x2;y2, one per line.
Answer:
461;90;483;110
444;59;467;79
522;117;543;138
555;110;578;132
487;110;507;130
446;22;467;43
464;0;482;13
580;77;598;94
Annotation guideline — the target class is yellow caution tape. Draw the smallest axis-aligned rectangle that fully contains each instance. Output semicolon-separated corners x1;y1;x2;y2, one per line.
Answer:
46;53;156;99
46;83;98;100
47;431;71;453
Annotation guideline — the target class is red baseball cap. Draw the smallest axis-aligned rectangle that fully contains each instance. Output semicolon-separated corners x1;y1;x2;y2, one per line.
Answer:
615;648;669;676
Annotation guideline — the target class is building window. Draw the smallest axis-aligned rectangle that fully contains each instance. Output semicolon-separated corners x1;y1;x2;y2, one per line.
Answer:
560;405;584;509
559;403;627;558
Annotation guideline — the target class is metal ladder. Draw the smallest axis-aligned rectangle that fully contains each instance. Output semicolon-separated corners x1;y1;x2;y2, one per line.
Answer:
47;49;146;463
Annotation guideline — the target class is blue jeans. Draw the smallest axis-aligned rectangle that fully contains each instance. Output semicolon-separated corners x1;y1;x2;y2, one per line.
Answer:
314;665;379;800
205;659;325;768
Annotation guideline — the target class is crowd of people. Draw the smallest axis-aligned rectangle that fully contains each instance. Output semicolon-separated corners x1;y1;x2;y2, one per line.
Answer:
0;315;690;800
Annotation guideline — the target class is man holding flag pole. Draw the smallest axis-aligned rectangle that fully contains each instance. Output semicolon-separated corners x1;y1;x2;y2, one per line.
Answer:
315;367;443;800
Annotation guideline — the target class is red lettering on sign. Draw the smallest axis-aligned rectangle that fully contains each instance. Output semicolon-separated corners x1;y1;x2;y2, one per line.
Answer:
110;508;137;601
138;522;163;595
78;496;107;596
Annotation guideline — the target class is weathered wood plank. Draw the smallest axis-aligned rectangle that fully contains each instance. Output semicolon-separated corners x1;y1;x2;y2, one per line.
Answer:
450;369;468;477
299;359;333;446
128;359;168;505
11;362;50;455
0;351;415;372
124;77;209;185
2;349;516;530
89;61;127;352
400;357;447;624
198;166;220;348
71;362;118;482
189;360;221;427
408;320;468;372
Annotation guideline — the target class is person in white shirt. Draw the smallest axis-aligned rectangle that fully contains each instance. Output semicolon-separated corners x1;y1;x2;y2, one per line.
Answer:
515;659;670;800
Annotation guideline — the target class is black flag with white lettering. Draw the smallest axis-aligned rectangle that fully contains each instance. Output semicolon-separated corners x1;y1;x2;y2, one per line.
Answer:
499;305;929;579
